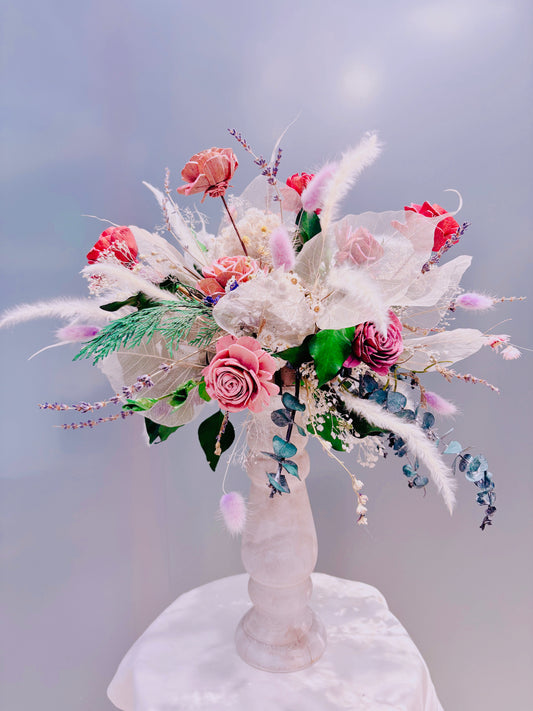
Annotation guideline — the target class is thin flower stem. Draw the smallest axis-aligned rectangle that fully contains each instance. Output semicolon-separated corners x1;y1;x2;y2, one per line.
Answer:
220;195;248;256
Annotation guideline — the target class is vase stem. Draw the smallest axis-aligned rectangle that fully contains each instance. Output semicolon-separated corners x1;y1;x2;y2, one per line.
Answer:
235;395;327;672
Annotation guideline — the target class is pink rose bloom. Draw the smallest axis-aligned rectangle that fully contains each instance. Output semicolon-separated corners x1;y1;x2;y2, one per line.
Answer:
335;226;384;266
86;226;138;268
197;256;263;299
177;147;238;202
202;335;279;413
404;202;459;252
345;311;403;376
286;172;314;195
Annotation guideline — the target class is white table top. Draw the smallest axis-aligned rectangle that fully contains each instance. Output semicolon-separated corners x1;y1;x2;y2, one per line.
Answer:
108;572;444;710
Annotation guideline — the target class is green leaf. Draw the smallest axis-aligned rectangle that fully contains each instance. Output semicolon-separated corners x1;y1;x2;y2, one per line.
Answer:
168;380;197;407
144;417;181;444
198;410;235;471
100;292;157;312
281;459;300;479
123;397;158;412
351;413;386;438
307;411;346;452
267;472;290;494
282;392;306;412
198;379;211;402
272;435;297;458
308;327;355;386
274;335;313;367
298;211;322;244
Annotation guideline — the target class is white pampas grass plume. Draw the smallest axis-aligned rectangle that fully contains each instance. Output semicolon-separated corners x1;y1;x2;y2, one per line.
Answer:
456;292;494;310
0;299;110;329
301;163;337;213
270;226;296;271
424;391;457;416
320;133;382;232
501;345;521;360
82;264;181;303
219;492;246;535
56;324;100;342
341;392;456;513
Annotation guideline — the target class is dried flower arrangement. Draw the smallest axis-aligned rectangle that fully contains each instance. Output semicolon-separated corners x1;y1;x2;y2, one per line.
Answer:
2;129;525;533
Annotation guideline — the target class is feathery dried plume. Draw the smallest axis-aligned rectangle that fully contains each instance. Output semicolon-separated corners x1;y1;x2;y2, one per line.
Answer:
219;492;246;535
301;163;337;213
455;292;494;310
501;346;521;360
424;391;458;416
269;226;296;271
0;299;110;329
82;263;182;304
320;133;382;231
341;392;457;513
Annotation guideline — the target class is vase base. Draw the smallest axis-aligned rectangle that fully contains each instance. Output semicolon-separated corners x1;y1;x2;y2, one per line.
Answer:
235;608;327;673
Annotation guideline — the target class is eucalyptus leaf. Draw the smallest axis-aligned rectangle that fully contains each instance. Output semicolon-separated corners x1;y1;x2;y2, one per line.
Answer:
386;391;407;413
281;460;300;479
272;435;297;459
271;409;292;427
444;440;462;455
282;392;306;412
422;412;435;429
267;473;290;494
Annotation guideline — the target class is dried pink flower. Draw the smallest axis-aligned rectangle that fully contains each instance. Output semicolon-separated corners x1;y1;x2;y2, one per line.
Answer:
424;391;457;416
301;163;336;213
197;256;263;299
219;492;246;535
202;335;279;413
56;324;100;342
335;226;384;266
269;226;295;271
344;311;403;376
86;226;138;267
177;147;238;201
456;293;494;310
501;346;521;360
404;202;460;252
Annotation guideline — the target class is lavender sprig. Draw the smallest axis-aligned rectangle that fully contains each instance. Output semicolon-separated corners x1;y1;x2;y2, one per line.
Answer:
228;128;283;186
422;221;470;273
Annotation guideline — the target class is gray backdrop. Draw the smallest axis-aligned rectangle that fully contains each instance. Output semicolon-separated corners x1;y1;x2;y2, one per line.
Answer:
1;1;532;709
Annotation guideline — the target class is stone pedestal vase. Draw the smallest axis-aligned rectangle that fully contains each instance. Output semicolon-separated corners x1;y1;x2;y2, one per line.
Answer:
235;394;327;672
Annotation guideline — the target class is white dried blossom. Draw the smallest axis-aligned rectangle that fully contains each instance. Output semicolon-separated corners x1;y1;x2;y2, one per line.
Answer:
212;208;285;264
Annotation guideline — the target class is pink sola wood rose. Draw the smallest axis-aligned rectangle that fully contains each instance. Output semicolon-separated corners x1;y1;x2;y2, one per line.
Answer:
345;310;404;376
177;147;238;202
404;202;460;252
197;256;263;299
335;226;384;266
86;226;138;267
202;335;279;413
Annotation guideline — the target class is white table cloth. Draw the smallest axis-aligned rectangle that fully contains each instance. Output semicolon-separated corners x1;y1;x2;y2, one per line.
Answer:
108;572;444;710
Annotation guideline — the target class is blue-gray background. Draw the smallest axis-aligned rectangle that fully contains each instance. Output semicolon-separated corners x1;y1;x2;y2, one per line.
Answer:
1;1;532;709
